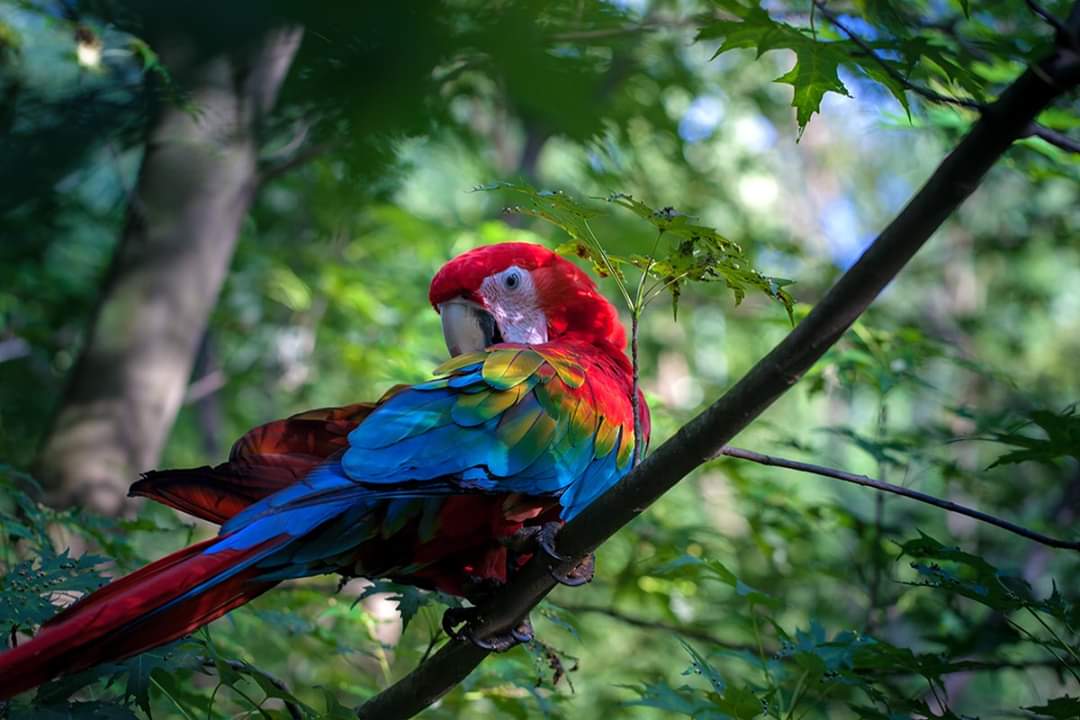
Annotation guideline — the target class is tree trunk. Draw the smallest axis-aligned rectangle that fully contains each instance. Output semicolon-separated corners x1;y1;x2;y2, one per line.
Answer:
35;28;303;515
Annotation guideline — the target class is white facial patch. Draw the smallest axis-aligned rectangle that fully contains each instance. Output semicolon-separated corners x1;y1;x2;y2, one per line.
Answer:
479;265;549;345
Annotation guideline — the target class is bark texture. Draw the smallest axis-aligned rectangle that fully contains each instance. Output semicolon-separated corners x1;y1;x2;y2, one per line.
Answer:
36;28;303;515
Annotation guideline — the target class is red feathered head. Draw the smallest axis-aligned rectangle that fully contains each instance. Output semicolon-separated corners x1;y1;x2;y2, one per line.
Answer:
429;242;626;350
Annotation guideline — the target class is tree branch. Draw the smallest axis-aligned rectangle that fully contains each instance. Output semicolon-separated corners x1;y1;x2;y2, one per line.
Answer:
355;12;1080;720
716;446;1080;551
1025;121;1080;153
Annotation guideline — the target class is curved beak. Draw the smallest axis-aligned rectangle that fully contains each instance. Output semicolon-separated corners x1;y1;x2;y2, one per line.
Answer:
438;299;499;357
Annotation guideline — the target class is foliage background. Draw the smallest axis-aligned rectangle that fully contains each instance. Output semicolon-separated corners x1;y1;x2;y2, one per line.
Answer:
0;0;1078;718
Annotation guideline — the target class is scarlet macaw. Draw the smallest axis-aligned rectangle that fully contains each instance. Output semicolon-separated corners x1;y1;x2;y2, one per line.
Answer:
0;242;649;698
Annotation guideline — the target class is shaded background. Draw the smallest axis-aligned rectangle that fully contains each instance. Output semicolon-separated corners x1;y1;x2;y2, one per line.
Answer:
1;0;1078;717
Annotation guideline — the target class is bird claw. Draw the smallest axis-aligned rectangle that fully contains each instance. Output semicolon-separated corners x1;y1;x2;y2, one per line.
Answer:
535;521;594;587
548;551;595;587
535;521;565;561
441;607;533;652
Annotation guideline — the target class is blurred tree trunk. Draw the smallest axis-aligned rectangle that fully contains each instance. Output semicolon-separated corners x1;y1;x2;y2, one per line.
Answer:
35;27;303;515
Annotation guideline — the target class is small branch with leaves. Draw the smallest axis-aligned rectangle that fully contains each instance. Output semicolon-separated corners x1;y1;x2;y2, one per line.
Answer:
812;0;985;111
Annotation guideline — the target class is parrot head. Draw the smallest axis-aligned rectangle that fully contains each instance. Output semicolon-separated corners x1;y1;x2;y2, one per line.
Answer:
429;242;625;356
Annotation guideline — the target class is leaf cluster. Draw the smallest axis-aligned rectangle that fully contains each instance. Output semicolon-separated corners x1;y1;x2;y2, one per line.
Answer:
479;182;794;322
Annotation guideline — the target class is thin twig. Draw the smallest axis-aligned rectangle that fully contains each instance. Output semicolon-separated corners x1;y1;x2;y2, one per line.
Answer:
554;603;763;652
813;0;986;111
715;446;1080;551
1025;122;1080;153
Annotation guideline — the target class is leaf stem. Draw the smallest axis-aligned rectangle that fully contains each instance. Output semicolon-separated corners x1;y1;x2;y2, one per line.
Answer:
784;669;809;720
750;609;778;715
1025;608;1080;674
582;219;635;310
1007;617;1080;685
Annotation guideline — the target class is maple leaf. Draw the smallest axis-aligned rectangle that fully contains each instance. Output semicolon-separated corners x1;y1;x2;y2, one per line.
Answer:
698;5;851;135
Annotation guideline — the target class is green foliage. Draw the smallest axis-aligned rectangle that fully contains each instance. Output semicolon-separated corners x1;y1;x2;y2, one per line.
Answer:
980;406;1080;469
480;182;794;322
355;580;461;633
0;550;108;636
899;532;1078;628
698;0;1061;137
1025;695;1080;719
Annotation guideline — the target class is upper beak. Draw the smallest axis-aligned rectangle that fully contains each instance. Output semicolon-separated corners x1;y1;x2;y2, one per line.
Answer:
438;299;498;357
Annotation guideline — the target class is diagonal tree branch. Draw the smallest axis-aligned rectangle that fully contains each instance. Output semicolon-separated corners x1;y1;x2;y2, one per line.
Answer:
716;446;1080;551
355;12;1080;720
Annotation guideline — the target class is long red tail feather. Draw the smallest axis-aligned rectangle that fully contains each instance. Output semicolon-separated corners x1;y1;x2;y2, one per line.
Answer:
0;535;278;699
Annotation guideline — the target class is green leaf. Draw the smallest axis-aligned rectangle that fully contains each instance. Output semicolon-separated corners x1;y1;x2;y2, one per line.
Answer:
475;182;602;247
1025;696;1080;719
323;688;359;720
653;554;775;607
982;406;1080;469
679;638;726;694
897;532;1077;628
619;680;710;716
602;193;795;321
774;45;851;136
0;549;109;635
356;579;457;632
698;6;851;134
713;684;763;720
121;642;199;718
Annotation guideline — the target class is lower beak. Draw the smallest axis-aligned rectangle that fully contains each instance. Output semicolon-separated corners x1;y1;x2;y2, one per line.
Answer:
438;299;498;356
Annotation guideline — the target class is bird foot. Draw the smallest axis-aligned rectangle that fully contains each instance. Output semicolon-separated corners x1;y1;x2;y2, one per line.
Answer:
505;522;596;586
441;606;534;652
550;551;595;586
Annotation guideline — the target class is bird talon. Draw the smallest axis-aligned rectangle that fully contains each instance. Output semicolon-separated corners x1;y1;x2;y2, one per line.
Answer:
441;607;533;652
537;521;566;562
549;552;595;587
441;606;476;640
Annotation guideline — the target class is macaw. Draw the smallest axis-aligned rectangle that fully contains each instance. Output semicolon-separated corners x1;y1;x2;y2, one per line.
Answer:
0;242;649;699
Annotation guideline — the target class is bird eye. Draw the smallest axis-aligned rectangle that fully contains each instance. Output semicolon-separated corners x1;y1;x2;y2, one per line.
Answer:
504;271;521;290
